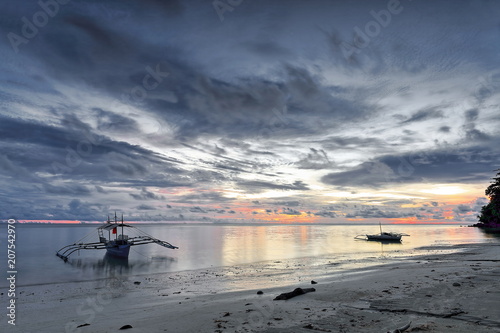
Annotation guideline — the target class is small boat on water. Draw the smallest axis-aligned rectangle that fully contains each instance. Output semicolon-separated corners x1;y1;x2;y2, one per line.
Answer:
56;213;178;261
355;223;409;242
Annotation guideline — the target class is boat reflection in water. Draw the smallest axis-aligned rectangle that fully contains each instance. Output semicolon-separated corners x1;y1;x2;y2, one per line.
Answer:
67;253;177;278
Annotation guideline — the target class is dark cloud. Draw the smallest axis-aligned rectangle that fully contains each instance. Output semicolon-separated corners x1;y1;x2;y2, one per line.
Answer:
439;126;451;133
130;188;165;200
189;206;207;213
136;204;156;210
246;41;290;57
401;107;444;124
2;0;500;221
274;201;301;207
42;184;92;196
314;211;337;218
346;206;414;219
464;126;490;142
174;192;233;204
322;145;500;189
296;148;332;170
465;109;479;122
237;180;310;192
280;208;302;215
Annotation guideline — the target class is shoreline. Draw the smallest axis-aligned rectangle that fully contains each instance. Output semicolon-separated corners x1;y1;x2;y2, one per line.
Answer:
1;240;471;290
3;242;500;332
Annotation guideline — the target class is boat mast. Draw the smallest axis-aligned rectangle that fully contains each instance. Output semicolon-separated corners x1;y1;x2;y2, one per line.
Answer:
115;211;118;240
107;215;111;239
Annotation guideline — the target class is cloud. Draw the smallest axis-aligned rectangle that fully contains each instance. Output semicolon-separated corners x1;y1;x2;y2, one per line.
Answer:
2;0;500;221
136;204;156;210
314;211;338;218
129;188;165;200
401;107;444;124
296;148;332;170
346;206;414;219
321;144;500;189
465;109;479;122
189;206;207;213
237;180;310;192
42;183;92;196
173;191;233;204
273;201;301;207
439;126;451;133
280;208;302;215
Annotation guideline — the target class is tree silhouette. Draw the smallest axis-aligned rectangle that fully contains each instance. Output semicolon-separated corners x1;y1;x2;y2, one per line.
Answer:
478;169;500;225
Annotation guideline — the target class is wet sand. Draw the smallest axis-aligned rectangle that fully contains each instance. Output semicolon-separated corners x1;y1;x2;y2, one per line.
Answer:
3;243;500;333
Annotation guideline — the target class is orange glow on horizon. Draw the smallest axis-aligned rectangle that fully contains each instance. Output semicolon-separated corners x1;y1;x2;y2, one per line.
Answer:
18;220;83;224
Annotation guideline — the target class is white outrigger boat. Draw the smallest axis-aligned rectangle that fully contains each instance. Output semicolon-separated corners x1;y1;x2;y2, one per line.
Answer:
355;223;409;242
56;213;178;261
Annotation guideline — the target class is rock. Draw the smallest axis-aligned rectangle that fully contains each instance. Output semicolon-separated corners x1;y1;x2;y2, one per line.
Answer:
274;288;316;300
133;281;141;285
453;282;461;287
223;312;231;317
311;280;317;284
257;290;264;295
119;324;133;330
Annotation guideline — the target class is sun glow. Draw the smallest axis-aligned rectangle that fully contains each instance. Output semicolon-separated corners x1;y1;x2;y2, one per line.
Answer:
419;185;467;195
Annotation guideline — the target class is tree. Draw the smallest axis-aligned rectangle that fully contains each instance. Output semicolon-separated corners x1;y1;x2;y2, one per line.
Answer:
478;169;500;225
485;169;500;202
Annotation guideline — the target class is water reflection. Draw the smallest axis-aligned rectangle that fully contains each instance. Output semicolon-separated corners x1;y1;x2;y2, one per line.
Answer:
4;224;497;287
66;253;177;279
479;229;500;239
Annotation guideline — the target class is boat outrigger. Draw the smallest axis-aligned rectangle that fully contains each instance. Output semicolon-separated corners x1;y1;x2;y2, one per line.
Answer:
355;223;409;242
56;213;178;261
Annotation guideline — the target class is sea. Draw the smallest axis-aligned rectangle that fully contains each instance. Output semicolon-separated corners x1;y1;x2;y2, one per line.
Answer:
1;223;498;288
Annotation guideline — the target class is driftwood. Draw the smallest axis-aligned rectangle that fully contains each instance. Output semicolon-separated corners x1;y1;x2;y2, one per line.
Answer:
389;321;411;333
274;287;316;300
119;325;133;330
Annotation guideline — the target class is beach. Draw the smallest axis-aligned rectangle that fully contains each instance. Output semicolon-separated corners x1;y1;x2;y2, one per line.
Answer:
3;241;500;333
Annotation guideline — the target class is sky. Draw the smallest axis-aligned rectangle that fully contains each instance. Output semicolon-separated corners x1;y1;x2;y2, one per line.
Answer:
1;0;499;223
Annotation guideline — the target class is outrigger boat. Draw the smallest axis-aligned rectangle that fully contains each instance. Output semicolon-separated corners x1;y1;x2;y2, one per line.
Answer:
355;223;409;242
56;213;178;261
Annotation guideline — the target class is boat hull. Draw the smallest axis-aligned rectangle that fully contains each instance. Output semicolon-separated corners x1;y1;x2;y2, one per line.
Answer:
366;235;402;242
105;244;131;258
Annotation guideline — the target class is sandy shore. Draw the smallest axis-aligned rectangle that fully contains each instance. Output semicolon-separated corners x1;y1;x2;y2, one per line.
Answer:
3;242;500;333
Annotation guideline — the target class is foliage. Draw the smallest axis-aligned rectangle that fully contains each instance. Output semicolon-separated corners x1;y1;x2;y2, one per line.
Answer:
478;169;500;225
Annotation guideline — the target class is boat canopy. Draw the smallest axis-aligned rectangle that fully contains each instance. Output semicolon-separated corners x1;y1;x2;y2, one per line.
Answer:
98;223;133;231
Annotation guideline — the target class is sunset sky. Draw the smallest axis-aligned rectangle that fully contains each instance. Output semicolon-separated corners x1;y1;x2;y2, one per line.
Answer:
1;0;499;223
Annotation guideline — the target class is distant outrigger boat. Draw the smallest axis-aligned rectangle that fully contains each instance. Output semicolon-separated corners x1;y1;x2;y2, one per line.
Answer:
355;223;409;242
56;213;178;261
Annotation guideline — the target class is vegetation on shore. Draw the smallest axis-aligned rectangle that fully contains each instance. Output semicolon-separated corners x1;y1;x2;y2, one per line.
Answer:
477;169;500;228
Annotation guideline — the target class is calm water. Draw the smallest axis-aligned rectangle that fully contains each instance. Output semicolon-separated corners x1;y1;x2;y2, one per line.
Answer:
0;223;497;287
